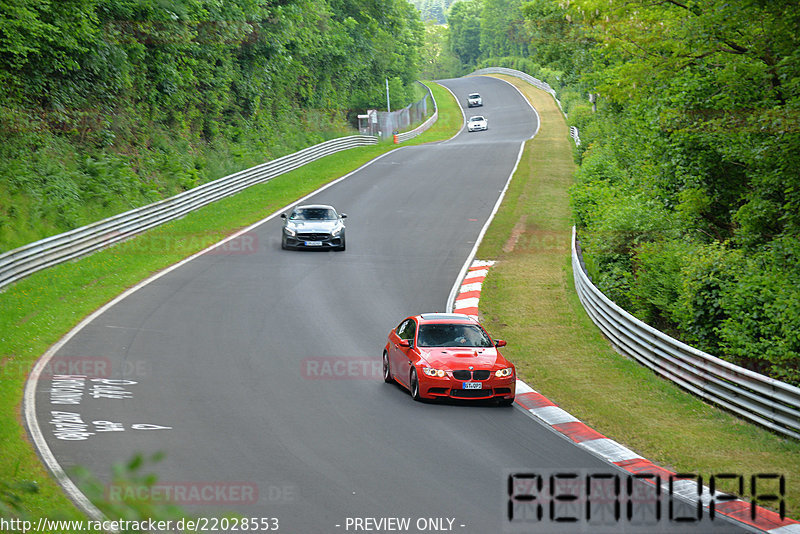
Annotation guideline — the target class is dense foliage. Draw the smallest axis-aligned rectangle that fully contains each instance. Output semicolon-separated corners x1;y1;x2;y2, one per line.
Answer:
432;0;800;384
410;0;459;24
446;0;483;67
418;21;461;80
445;0;532;73
0;0;424;251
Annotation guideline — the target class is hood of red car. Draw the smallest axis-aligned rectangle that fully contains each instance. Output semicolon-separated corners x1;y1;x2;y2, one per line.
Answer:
420;347;506;369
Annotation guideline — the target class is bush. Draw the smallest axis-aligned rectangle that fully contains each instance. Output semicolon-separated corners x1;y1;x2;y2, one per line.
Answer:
715;237;800;384
628;239;696;330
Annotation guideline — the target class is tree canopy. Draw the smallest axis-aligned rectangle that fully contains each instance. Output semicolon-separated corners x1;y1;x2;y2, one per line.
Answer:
427;0;800;384
0;0;425;118
0;0;424;250
568;0;800;383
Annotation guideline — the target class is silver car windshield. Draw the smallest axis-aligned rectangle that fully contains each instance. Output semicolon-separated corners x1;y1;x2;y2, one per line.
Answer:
417;324;492;348
291;208;337;220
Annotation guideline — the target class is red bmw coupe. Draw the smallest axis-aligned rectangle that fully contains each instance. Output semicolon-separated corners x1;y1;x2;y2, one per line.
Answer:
383;313;516;405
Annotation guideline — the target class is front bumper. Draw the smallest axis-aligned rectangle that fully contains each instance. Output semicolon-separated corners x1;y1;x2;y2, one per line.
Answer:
418;373;515;401
283;231;343;249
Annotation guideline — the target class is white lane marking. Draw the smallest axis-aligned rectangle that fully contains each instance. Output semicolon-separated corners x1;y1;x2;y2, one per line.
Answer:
464;268;489;279
529;405;579;425
445;76;539;312
769;525;800;533
23;145;405;524
459;282;483;293
515;380;537;395
453;297;480;309
578;438;642;463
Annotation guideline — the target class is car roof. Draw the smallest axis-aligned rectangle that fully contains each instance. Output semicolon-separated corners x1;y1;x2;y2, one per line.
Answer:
293;204;336;211
469;93;480;97
415;313;480;325
469;116;485;120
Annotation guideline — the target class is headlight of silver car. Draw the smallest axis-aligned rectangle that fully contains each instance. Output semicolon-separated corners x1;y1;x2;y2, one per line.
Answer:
284;226;296;236
331;225;343;236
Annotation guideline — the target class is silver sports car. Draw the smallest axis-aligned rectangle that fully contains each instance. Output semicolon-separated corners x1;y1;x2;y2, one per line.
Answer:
281;204;347;250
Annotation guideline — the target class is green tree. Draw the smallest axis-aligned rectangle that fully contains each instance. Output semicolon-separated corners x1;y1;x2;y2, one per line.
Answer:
0;0;426;251
565;0;800;383
519;0;589;85
420;20;462;79
447;0;482;66
479;0;527;58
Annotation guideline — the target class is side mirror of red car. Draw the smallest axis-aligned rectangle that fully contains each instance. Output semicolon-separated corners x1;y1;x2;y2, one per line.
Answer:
398;339;411;347
495;340;507;347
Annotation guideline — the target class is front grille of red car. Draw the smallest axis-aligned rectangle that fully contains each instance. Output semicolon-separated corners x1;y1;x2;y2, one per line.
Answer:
451;388;493;398
453;370;491;381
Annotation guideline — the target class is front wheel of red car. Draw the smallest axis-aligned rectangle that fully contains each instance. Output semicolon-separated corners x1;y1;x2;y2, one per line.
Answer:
410;368;422;401
382;351;393;383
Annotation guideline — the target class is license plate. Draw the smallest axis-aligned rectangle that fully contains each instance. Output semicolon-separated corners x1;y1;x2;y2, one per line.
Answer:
304;241;322;246
463;382;481;389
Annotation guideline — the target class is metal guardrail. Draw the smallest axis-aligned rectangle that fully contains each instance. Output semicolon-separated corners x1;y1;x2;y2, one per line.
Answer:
395;82;438;143
572;226;800;440
0;135;378;291
474;66;798;437
471;67;560;102
481;66;799;438
395;109;437;143
569;126;581;146
471;67;581;146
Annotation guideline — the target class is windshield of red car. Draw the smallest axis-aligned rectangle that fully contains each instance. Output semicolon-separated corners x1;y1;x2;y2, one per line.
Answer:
417;324;493;348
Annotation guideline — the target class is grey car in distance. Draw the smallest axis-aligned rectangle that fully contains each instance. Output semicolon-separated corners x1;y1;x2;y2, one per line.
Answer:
281;204;347;250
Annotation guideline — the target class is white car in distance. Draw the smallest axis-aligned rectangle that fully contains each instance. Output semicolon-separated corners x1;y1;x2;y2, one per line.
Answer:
467;115;488;132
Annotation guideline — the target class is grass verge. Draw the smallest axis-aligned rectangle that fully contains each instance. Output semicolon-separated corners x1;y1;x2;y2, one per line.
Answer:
0;81;461;523
477;74;800;516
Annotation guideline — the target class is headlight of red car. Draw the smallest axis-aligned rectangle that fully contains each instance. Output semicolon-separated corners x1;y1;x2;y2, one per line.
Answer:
422;367;447;378
495;367;514;378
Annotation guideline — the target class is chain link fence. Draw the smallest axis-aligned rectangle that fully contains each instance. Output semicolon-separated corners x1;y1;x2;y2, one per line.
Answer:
359;82;433;140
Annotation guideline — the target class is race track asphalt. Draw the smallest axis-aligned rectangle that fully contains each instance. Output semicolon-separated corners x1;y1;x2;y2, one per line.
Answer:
31;76;747;533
